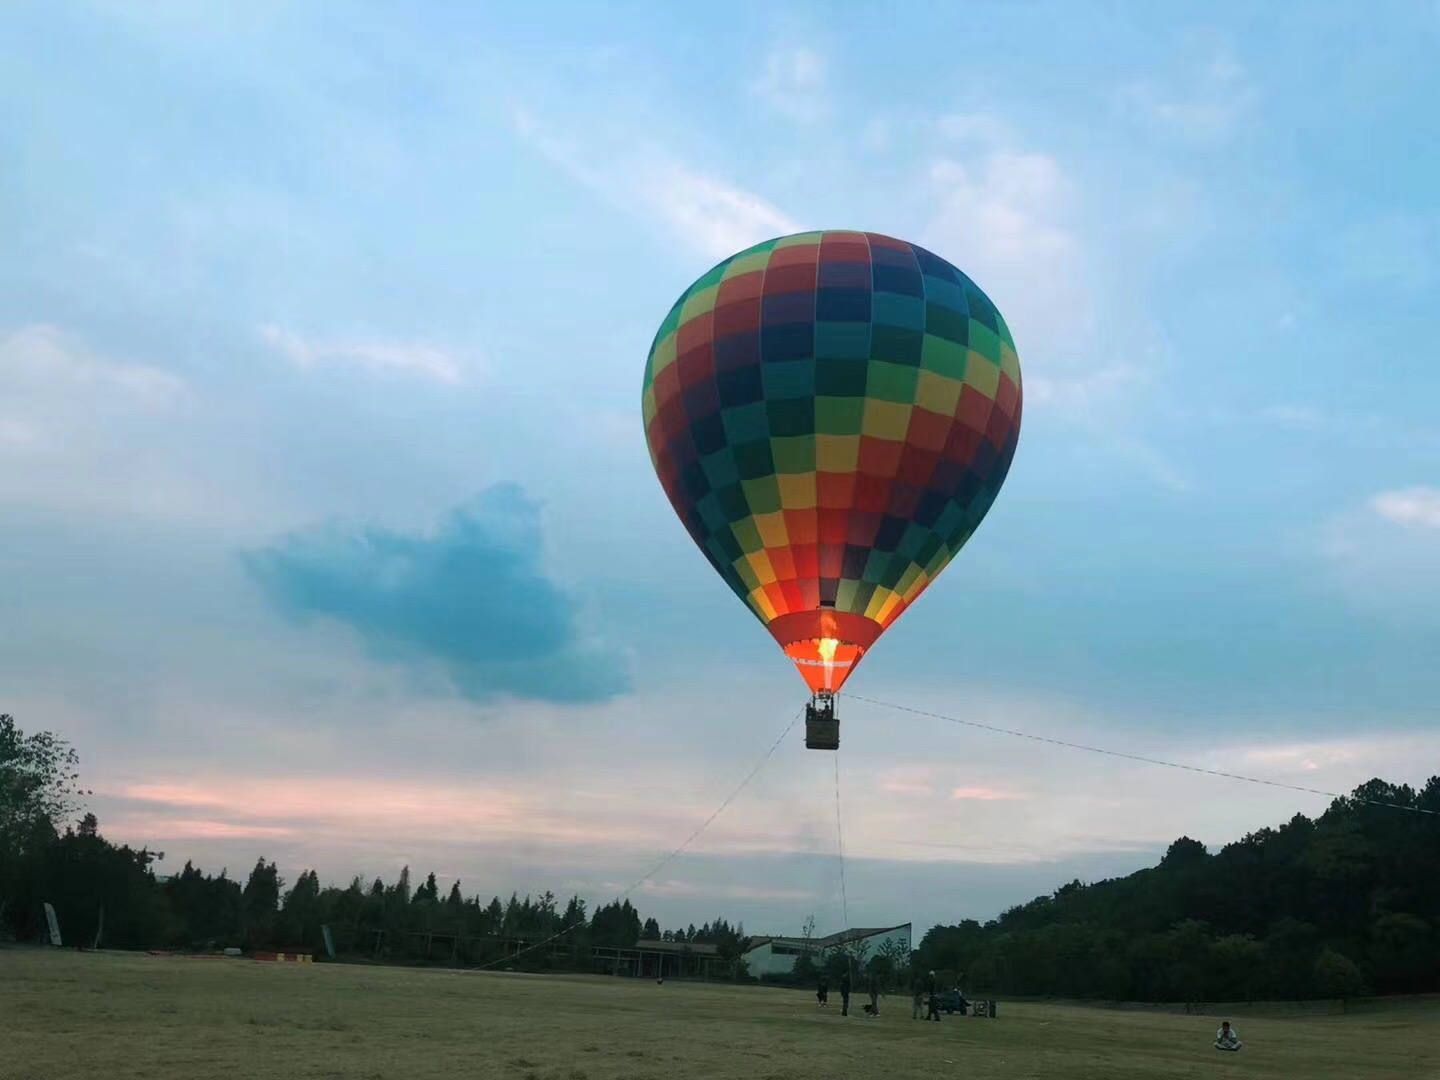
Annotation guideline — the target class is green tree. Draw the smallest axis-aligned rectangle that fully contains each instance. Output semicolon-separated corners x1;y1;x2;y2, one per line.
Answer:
1313;948;1369;1008
241;858;282;948
875;937;911;988
1;714;88;862
1368;914;1436;993
590;899;642;947
1161;836;1209;869
1205;934;1269;1002
279;869;321;947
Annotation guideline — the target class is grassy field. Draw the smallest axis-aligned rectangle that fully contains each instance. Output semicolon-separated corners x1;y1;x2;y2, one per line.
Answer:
2;949;1437;1080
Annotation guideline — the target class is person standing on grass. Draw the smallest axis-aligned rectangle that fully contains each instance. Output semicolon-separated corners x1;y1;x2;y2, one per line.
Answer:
817;974;829;1007
866;970;880;1018
839;969;852;1016
911;970;925;1020
925;969;941;1022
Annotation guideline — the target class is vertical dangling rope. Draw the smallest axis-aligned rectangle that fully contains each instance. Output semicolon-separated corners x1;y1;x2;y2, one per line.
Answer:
833;750;850;974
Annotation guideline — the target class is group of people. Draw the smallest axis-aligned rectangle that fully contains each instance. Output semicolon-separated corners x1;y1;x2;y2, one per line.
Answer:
813;969;1244;1053
815;968;954;1021
814;969;881;1017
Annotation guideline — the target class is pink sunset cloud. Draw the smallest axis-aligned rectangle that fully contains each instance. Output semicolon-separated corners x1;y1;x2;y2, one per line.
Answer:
950;786;1025;801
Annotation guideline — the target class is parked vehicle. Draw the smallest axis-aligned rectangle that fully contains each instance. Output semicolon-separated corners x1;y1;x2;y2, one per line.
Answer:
933;989;968;1015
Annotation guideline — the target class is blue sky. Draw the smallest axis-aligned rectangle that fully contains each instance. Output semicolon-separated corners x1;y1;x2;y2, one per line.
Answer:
3;0;1439;935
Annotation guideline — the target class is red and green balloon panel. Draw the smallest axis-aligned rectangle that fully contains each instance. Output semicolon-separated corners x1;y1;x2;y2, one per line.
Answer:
642;230;1022;695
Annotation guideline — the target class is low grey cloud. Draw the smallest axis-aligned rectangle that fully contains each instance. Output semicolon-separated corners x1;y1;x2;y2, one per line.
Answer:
242;485;629;704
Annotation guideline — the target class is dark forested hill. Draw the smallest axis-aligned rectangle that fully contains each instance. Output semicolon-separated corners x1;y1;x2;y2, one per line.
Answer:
915;778;1440;1002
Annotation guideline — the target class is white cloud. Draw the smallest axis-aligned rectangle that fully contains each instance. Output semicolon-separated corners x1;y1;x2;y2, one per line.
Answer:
1372;488;1440;529
1;323;184;404
512;107;799;261
1027;365;1147;414
1320;493;1440;619
0;325;220;522
259;324;469;384
749;45;827;123
1117;52;1257;143
632;161;800;260
922;124;1189;493
923;148;1089;360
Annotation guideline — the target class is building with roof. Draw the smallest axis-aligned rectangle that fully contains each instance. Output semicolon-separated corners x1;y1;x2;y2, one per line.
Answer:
742;923;911;979
630;937;725;980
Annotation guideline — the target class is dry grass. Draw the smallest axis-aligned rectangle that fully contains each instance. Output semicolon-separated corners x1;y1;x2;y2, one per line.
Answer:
1;949;1437;1079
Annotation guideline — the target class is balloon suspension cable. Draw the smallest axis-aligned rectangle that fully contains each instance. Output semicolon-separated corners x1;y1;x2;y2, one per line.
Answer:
848;693;1440;817
473;707;805;971
832;749;851;975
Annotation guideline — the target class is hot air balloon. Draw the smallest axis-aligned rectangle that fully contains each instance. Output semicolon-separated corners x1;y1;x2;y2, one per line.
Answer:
642;231;1022;749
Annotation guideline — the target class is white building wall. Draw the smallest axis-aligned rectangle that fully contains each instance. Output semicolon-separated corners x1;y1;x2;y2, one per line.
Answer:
743;941;801;978
744;925;911;978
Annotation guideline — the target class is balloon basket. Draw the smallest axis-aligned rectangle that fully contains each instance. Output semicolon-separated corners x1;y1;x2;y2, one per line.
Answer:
804;696;839;751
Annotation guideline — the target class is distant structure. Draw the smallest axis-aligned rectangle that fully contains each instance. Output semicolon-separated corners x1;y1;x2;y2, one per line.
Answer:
742;923;912;978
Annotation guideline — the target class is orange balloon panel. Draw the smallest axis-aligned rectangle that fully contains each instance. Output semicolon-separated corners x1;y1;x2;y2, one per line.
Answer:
770;609;881;694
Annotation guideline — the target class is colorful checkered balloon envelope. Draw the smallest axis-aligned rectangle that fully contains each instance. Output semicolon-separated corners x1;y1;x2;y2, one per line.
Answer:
642;230;1022;695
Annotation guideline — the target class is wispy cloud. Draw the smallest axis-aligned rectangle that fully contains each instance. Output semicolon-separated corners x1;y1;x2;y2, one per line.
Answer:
633;161;800;261
636;878;818;903
512;108;799;260
749;45;827;123
0;324;221;522
878;764;940;797
1;323;184;405
259;324;470;384
1371;487;1440;529
1319;493;1440;619
921;122;1090;363
1027;365;1148;414
950;787;1024;802
1116;52;1257;143
1241;404;1439;458
922;120;1187;494
928;150;1078;277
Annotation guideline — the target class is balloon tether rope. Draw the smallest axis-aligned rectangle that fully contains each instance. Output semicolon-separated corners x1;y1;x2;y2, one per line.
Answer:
472;707;803;970
833;750;851;975
847;693;1439;817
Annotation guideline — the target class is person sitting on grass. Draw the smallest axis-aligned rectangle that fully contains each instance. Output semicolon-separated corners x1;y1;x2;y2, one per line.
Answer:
1214;1021;1242;1052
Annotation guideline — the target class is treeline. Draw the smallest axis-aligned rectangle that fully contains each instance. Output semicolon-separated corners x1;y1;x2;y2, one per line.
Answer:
915;778;1440;1003
0;713;747;971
